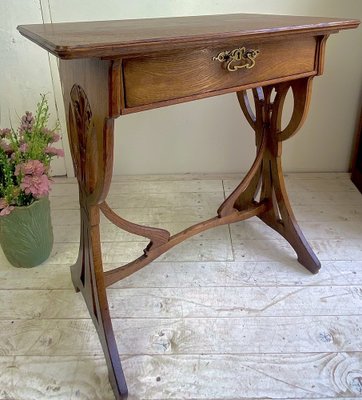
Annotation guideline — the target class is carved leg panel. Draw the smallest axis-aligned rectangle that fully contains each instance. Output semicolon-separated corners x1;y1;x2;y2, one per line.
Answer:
260;155;321;272
230;78;321;273
59;59;128;399
72;206;128;398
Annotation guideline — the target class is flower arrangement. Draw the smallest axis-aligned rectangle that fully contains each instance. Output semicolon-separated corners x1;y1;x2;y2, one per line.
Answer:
0;95;64;216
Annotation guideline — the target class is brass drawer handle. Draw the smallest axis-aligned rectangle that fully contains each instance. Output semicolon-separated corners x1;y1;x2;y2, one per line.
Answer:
213;47;260;71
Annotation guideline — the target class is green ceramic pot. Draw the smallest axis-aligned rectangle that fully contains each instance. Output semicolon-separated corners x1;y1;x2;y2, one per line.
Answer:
0;197;54;268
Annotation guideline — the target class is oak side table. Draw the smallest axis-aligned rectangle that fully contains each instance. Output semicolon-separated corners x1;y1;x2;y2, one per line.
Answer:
18;14;359;399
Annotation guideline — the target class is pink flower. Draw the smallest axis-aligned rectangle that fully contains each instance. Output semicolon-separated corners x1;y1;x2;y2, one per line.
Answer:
0;140;12;153
0;128;11;138
20;174;51;197
0;199;14;217
42;128;61;143
15;160;45;177
0;206;14;217
51;133;61;143
45;146;64;157
19;143;28;152
0;198;7;209
19;111;34;133
42;128;52;135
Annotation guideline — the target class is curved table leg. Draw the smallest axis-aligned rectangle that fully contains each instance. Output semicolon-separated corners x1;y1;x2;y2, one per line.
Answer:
59;60;128;399
261;154;321;272
234;78;321;273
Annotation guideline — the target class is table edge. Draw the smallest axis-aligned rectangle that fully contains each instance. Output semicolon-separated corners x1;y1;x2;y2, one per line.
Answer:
17;18;360;60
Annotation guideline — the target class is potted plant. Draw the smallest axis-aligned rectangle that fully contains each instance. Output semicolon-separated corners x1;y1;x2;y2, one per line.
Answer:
0;95;64;268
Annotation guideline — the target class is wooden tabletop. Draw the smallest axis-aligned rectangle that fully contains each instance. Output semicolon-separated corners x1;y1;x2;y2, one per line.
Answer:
17;13;359;59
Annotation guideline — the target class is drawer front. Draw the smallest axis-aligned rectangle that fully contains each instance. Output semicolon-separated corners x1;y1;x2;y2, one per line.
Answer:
123;36;317;109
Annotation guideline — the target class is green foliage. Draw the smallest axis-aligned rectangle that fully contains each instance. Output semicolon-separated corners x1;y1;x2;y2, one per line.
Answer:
0;95;63;214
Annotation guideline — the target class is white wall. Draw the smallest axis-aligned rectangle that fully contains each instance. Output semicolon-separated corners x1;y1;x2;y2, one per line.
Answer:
0;0;67;176
3;0;362;175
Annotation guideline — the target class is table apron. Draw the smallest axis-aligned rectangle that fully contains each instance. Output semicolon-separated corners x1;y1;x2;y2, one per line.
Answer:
114;34;327;115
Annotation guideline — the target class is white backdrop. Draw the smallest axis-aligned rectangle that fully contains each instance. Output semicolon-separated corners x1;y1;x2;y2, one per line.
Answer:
1;0;362;176
0;0;67;175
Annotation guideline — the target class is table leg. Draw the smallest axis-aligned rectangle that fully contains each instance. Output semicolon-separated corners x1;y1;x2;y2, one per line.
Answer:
59;60;128;399
234;78;321;273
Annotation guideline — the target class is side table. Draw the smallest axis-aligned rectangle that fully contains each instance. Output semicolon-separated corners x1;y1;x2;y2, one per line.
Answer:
18;13;359;399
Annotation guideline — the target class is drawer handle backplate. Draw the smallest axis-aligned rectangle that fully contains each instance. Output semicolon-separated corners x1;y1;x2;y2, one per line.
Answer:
212;47;260;72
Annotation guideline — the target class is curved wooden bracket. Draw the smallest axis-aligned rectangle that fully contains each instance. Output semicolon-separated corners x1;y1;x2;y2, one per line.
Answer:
238;78;314;143
237;87;265;140
237;90;257;129
104;202;267;287
217;129;267;217
275;77;314;141
100;201;170;253
231;77;320;274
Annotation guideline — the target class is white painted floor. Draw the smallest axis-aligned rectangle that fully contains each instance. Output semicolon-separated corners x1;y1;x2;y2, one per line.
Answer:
0;173;361;400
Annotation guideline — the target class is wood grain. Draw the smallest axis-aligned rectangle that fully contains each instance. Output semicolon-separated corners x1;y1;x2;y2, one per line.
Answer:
1;286;361;320
50;191;225;210
1;353;361;399
124;37;316;108
17;14;359;59
50;179;223;197
1;258;362;290
224;175;358;193
49;201;362;226
232;238;362;262
59;57;128;398
1;316;361;356
53;222;229;244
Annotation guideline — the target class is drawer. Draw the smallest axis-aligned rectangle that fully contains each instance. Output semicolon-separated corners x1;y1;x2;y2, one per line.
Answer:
122;36;317;109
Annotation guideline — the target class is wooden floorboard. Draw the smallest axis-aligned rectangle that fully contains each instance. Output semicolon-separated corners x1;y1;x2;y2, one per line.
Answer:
1;316;361;356
0;173;361;399
1;353;361;399
1;286;362;319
